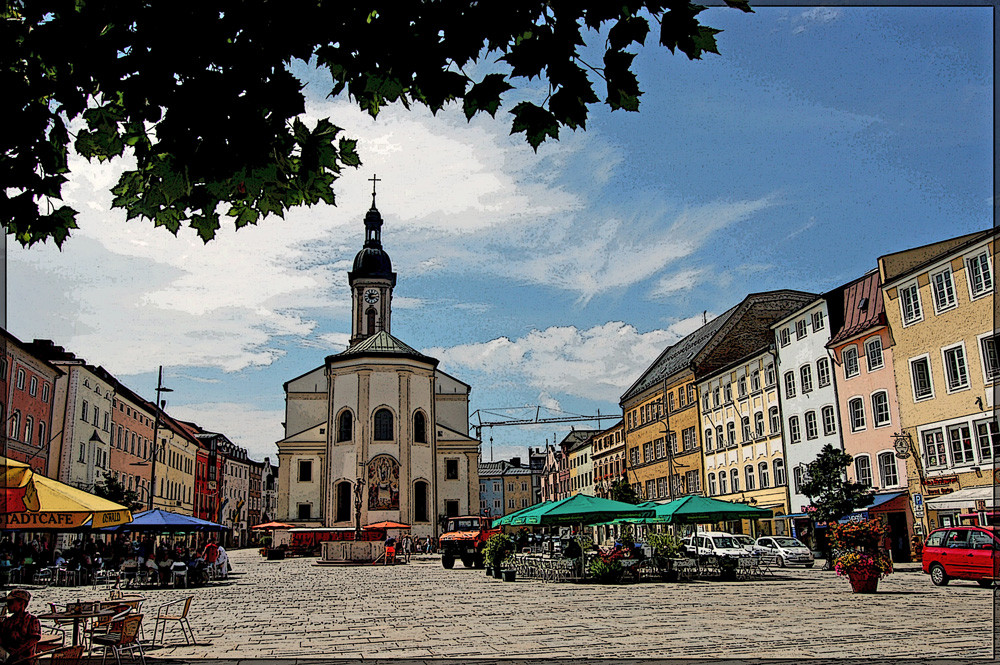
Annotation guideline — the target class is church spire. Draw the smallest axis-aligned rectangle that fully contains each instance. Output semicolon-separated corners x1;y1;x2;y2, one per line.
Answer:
364;173;384;247
349;175;396;346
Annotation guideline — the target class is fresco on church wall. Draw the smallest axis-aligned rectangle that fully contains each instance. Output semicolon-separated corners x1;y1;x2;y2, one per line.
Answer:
368;454;400;510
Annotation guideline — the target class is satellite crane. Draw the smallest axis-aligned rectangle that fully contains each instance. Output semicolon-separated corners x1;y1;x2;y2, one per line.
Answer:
469;406;620;460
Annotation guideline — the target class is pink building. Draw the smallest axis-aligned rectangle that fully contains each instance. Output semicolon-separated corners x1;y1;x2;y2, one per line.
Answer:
1;329;63;474
827;270;915;561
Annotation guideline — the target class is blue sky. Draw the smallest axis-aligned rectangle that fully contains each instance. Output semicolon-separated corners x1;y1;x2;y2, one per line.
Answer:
5;7;993;464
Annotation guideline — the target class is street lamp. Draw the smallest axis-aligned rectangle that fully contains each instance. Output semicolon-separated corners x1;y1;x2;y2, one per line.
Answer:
147;366;173;511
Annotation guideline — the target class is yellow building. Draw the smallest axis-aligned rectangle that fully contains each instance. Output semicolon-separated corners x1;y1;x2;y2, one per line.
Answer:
698;351;790;536
592;420;625;497
155;415;199;515
879;229;997;535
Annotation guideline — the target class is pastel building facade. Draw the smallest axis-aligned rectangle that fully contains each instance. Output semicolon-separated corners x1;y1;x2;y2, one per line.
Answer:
879;229;997;533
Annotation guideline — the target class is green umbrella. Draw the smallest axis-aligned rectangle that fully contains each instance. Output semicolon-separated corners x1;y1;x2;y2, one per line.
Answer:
651;495;772;524
491;502;547;527
524;494;654;526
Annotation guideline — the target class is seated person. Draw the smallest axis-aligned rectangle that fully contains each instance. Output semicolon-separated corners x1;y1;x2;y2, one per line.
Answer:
1;589;41;665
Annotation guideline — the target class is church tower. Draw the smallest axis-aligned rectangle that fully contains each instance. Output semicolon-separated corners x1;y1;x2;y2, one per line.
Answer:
347;176;397;346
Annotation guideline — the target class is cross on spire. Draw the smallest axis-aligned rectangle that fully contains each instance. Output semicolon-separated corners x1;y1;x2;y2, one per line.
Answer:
368;173;381;208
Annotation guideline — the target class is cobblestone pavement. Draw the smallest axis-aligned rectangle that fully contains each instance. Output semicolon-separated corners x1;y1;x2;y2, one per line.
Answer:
21;548;994;660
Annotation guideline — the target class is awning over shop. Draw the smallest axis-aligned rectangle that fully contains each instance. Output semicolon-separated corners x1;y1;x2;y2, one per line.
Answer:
867;491;905;509
925;486;995;511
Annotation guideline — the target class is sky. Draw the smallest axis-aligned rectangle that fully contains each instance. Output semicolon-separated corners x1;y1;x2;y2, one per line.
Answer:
4;7;994;466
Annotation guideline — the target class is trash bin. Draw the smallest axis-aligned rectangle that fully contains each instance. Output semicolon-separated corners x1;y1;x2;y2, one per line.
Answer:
266;548;285;560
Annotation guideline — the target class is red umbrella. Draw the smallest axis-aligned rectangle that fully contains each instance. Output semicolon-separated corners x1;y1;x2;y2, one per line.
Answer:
252;521;295;530
363;521;411;529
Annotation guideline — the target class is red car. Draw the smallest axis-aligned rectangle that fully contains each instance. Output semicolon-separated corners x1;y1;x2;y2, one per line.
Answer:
922;525;999;587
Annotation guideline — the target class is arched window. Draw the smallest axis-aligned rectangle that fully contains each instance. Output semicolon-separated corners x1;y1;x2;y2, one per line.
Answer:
730;468;739;493
718;470;728;494
769;407;780;434
754;412;765;438
413;411;426;443
335;481;352;522
337;411;352;442
9;411;20;439
374;408;393;440
773;459;786;486
24;417;33;444
707;473;717;495
878;452;899;487
38;421;46;447
366;307;377;334
726;422;736;446
741;416;751;442
744;465;755;491
758;462;769;488
704;427;713;451
414;481;429;522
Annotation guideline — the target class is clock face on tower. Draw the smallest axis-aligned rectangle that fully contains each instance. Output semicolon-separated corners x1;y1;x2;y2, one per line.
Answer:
363;288;380;304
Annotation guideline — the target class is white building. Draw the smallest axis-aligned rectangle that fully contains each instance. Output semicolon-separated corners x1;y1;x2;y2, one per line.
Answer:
771;298;843;538
277;195;479;538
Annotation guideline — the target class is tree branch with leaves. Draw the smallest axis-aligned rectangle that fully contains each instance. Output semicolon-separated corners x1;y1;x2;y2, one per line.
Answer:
4;1;752;247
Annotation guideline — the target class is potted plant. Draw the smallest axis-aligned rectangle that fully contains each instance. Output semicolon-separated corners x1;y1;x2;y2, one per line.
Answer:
647;532;683;582
483;533;513;579
500;555;517;582
830;519;893;593
587;549;624;584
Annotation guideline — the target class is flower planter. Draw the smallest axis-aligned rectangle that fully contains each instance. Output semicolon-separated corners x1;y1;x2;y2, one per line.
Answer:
492;567;503;579
848;570;879;593
501;569;516;582
485;566;493;577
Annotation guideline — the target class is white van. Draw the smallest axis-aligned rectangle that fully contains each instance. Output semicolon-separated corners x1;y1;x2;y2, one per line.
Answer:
681;532;747;558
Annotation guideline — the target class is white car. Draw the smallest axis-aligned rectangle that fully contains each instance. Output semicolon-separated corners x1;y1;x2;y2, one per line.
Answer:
681;532;746;559
732;534;756;552
754;536;815;568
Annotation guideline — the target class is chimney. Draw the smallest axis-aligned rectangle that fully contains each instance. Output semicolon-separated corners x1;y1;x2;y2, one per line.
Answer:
703;310;707;324
510;457;521;467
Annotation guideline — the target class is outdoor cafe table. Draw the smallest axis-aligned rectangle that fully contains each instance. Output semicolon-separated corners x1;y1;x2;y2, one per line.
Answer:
37;606;117;646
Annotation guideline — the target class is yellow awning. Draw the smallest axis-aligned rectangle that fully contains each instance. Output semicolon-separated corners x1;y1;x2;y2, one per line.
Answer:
1;456;133;529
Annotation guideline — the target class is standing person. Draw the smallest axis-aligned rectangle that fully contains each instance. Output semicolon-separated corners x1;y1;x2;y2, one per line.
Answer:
1;589;41;665
215;544;229;579
202;539;219;578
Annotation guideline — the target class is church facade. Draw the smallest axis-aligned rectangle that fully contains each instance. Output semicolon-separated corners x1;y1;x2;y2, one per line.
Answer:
276;193;480;538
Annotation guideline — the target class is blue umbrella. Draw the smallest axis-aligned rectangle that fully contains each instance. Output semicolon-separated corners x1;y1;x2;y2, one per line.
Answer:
103;508;229;533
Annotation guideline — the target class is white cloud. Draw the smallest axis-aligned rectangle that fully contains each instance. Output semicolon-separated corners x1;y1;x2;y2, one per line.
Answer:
167;402;283;462
792;8;842;34
651;268;705;298
427;321;683;403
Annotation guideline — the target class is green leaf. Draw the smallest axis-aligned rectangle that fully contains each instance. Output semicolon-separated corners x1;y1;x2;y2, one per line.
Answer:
724;0;755;13
463;74;514;120
510;102;559;150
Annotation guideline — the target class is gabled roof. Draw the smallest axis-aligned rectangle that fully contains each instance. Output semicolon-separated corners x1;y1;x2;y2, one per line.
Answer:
328;330;439;366
879;228;994;286
621;305;738;403
560;429;600;453
827;270;886;347
621;290;816;403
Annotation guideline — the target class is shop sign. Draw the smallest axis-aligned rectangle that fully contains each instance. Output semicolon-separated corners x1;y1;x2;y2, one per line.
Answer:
975;500;987;511
925;487;954;496
924;475;957;486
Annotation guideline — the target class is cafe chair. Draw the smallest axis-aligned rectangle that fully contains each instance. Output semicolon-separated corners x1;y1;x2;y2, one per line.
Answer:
151;596;195;647
170;562;188;588
91;614;145;665
45;644;84;665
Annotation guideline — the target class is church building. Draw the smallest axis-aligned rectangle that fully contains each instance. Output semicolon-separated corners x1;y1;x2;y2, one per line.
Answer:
276;186;480;538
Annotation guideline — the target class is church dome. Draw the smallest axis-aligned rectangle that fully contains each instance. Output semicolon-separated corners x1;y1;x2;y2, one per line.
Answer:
348;201;397;286
352;245;394;278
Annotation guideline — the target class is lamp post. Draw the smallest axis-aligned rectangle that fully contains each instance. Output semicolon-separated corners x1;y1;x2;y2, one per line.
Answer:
147;366;173;511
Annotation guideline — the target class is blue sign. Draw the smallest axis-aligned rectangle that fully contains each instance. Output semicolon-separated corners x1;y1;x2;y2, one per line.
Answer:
913;493;923;506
